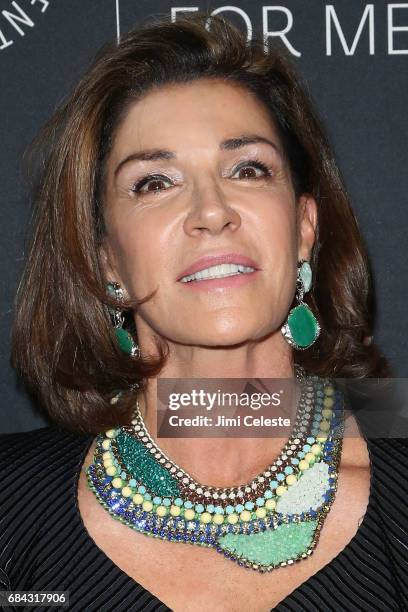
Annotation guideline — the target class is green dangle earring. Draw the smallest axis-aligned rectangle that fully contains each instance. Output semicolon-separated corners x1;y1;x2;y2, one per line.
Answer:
281;261;320;350
106;281;141;358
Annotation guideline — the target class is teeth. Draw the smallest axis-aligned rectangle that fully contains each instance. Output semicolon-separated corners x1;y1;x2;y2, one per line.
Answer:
180;263;256;283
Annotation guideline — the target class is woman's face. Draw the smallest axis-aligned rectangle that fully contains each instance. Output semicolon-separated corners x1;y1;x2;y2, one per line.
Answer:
102;78;316;349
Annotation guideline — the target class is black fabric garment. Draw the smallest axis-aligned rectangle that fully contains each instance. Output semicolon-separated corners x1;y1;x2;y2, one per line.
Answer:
0;425;407;612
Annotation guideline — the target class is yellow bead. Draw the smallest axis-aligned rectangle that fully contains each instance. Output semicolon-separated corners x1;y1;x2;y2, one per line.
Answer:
276;485;287;496
170;505;181;517
325;385;334;396
322;409;333;419
311;443;322;455
102;439;111;450
106;465;117;476
299;460;309;471
111;477;123;489
286;474;297;486
121;486;132;497
184;509;195;521
240;510;252;522
319;420;330;431
323;397;334;408
317;433;328;442
304;452;315;463
265;499;276;511
103;459;113;468
105;429;117;439
200;512;212;524
156;506;167;517
212;513;224;525
132;493;144;505
142;500;153;512
227;513;239;524
256;508;267;519
102;451;111;460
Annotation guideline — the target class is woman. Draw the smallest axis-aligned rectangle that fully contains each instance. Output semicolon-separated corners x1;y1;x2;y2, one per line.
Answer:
1;12;407;612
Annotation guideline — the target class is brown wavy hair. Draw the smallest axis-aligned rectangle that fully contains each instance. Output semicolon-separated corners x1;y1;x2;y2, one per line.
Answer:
11;12;389;434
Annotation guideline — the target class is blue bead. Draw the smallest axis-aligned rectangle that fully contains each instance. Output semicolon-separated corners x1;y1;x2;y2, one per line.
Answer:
264;490;273;499
244;501;254;510
138;485;146;494
174;498;183;507
270;480;279;489
163;498;171;506
236;504;244;513
144;493;151;501
307;436;315;444
284;466;293;474
214;506;224;515
256;497;265;507
184;500;193;509
206;504;215;513
276;473;285;481
303;444;311;452
153;496;162;505
291;458;299;465
195;504;204;513
225;505;234;514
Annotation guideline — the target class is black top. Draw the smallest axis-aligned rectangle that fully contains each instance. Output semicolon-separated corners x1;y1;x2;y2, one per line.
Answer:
0;426;407;612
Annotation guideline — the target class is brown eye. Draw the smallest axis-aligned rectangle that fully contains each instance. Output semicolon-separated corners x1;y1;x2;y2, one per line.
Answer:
238;166;258;179
233;160;273;180
131;174;172;195
143;179;167;192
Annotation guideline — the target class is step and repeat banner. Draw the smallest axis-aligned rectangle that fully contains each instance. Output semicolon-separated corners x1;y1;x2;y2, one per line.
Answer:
1;1;407;432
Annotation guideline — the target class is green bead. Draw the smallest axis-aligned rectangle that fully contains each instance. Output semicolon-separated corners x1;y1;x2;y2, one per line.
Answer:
116;432;181;498
286;303;319;348
218;520;317;566
115;327;136;355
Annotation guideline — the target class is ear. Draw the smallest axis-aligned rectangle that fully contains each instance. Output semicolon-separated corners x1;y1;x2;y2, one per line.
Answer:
99;238;123;286
297;194;318;261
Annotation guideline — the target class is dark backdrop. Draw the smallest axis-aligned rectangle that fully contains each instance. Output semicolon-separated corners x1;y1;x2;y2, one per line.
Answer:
1;1;407;433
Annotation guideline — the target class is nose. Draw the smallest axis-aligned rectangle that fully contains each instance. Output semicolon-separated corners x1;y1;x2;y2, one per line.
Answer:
183;179;241;237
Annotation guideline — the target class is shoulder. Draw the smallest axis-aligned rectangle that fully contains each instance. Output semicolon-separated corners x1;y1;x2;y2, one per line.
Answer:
0;425;94;473
0;426;95;588
0;425;94;520
367;438;408;588
368;437;408;470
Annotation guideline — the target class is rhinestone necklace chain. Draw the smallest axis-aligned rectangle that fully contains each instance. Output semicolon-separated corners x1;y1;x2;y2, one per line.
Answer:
119;373;330;506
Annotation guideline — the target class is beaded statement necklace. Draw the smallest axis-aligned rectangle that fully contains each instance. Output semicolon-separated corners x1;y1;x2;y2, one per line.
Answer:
86;375;345;572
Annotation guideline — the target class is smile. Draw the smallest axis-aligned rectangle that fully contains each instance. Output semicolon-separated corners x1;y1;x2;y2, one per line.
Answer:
180;263;256;283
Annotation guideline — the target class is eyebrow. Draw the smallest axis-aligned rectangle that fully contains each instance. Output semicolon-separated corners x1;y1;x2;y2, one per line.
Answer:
113;134;282;178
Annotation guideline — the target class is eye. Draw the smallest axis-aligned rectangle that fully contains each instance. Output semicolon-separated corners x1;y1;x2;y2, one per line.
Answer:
131;174;173;195
232;159;273;180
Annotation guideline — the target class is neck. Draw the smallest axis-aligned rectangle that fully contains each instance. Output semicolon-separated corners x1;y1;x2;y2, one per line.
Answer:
138;368;301;488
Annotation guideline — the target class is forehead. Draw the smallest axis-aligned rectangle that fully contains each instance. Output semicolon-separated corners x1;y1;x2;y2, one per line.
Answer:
109;78;281;157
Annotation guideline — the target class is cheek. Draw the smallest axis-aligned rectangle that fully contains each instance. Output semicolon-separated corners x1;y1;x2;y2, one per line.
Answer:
107;213;170;295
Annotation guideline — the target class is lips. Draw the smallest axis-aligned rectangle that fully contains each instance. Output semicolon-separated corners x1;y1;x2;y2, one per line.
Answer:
176;253;260;281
